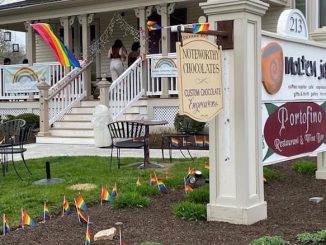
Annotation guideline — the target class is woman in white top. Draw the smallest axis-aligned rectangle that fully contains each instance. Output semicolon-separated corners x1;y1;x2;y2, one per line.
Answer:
108;39;128;81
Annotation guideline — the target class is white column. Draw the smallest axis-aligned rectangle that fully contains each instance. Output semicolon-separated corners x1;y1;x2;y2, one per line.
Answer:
306;0;319;34
78;14;93;98
156;3;175;98
200;0;269;225
25;22;36;65
135;6;152;95
60;16;74;74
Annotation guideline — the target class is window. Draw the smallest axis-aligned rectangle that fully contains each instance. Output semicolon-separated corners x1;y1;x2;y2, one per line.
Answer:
296;0;306;16
320;0;326;27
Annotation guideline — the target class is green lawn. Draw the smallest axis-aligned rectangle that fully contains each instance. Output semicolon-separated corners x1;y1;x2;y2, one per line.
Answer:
0;156;208;227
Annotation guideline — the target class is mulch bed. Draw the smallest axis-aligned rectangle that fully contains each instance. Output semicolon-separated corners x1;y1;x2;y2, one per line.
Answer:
1;158;326;245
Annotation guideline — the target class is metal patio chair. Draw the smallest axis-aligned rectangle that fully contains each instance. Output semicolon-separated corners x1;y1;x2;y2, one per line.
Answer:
108;121;146;169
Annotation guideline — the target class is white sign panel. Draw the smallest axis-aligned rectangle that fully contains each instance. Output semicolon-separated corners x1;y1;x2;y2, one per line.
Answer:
277;9;308;40
151;57;177;77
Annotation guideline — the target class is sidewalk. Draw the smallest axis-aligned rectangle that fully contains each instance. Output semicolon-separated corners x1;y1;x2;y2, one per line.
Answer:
22;143;209;160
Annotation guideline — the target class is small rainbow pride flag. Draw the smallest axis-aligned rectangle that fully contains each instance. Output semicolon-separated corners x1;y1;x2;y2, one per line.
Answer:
109;183;117;202
156;178;167;192
184;177;193;194
85;218;92;245
192;23;209;33
188;167;196;175
62;196;71;216
170;137;179;147
195;137;204;147
136;177;142;186
204;162;209;169
101;185;110;205
149;175;156;186
147;20;161;31
76;193;87;211
21;209;36;229
2;214;10;235
31;23;80;68
77;208;89;224
165;172;172;179
204;137;209;147
43;202;50;222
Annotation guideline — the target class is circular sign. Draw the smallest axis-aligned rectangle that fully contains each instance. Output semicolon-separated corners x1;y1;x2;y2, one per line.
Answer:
262;42;284;95
277;9;308;40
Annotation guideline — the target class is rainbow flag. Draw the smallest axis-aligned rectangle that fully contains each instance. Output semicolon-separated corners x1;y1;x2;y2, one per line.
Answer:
170;137;179;147
2;214;10;235
109;183;117;202
21;209;36;228
136;177;142;186
101;185;110;204
85;218;92;245
149;175;156;186
184;177;193;194
31;23;80;68
204;137;209;147
204;162;209;169
192;23;209;33
76;193;87;211
63;196;71;215
156;178;167;192
43;202;50;221
77;208;88;224
165;172;172;179
188;167;196;175
195;137;204;147
147;20;161;31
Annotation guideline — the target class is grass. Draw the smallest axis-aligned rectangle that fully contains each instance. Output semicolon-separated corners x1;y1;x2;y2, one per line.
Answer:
111;192;150;208
293;160;317;175
264;167;280;180
296;230;326;244
250;236;288;245
172;201;207;220
186;184;209;204
0;155;209;227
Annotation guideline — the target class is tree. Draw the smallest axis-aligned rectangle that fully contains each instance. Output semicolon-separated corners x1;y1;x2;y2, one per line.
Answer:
0;30;26;64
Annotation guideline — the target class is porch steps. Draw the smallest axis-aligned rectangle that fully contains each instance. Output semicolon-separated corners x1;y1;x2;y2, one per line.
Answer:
36;98;149;145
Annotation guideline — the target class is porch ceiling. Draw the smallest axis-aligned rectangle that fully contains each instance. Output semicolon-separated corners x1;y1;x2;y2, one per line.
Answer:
0;0;193;25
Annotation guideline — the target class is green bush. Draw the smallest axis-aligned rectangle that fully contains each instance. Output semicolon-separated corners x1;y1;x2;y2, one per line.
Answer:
15;113;40;129
296;230;326;244
264;167;280;180
293;160;317;175
174;113;206;133
131;184;160;197
172;201;206;220
111;192;150;209
141;242;161;245
250;236;288;245
186;184;209;204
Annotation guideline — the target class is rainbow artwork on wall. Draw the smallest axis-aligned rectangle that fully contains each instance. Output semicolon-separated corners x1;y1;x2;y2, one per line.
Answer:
3;65;50;93
151;57;177;78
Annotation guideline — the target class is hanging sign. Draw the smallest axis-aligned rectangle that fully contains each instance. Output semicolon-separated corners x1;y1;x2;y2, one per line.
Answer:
181;32;208;41
176;37;223;122
151;57;177;77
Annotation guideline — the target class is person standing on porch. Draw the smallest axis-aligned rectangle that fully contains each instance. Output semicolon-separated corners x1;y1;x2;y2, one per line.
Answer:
128;42;140;67
108;39;127;81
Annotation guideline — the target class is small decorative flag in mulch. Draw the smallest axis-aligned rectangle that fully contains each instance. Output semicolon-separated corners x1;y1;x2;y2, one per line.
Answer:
188;167;196;175
2;214;10;235
74;199;88;224
136;177;142;186
101;185;110;205
109;183;118;202
43;202;50;222
184;177;193;194
204;162;209;169
156;178;168;192
149;175;156;186
84;217;92;245
21;209;36;229
62;195;72;216
165;172;172;179
76;193;87;211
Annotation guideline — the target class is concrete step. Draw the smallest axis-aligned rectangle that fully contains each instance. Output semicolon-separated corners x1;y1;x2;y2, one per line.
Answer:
63;113;93;121
36;136;94;145
53;121;93;129
49;128;94;137
80;100;100;107
71;107;95;114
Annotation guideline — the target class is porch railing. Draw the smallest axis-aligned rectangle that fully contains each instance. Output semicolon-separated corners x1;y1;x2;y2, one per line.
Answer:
146;53;178;96
110;57;143;120
48;61;91;125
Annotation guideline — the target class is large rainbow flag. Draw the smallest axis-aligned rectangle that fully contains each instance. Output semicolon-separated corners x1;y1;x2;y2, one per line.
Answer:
2;214;10;235
31;23;80;68
21;209;36;228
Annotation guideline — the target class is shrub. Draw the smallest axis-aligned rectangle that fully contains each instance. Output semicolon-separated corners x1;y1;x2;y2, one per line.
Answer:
250;236;288;245
174;113;206;133
141;242;161;245
263;167;280;180
293;160;317;175
15;113;40;129
172;201;206;220
296;230;326;244
131;185;160;197
186;184;209;204
111;192;150;209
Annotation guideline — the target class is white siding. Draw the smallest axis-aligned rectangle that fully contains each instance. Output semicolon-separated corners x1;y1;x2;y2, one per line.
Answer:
35;24;59;63
262;5;289;32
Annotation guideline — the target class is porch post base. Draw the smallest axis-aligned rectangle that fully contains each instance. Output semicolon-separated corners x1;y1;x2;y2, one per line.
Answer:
207;202;267;225
316;170;326;180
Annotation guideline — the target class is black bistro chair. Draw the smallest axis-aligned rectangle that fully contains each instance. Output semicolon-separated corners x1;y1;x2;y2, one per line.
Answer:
108;121;146;169
0;119;33;180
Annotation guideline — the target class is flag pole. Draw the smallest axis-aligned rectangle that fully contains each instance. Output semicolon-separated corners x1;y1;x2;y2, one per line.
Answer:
100;186;103;206
21;208;24;230
2;214;5;236
43;202;45;223
154;171;159;191
62;196;65;216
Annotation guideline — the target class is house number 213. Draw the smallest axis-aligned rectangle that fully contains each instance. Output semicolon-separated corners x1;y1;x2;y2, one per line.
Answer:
290;16;303;33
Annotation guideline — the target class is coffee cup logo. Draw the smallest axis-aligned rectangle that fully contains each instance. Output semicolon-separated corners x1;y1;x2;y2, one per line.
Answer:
262;42;284;94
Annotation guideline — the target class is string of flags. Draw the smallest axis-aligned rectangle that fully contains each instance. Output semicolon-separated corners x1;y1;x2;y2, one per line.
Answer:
147;20;209;34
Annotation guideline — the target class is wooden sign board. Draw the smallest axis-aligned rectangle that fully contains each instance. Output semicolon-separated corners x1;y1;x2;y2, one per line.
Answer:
176;37;223;122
